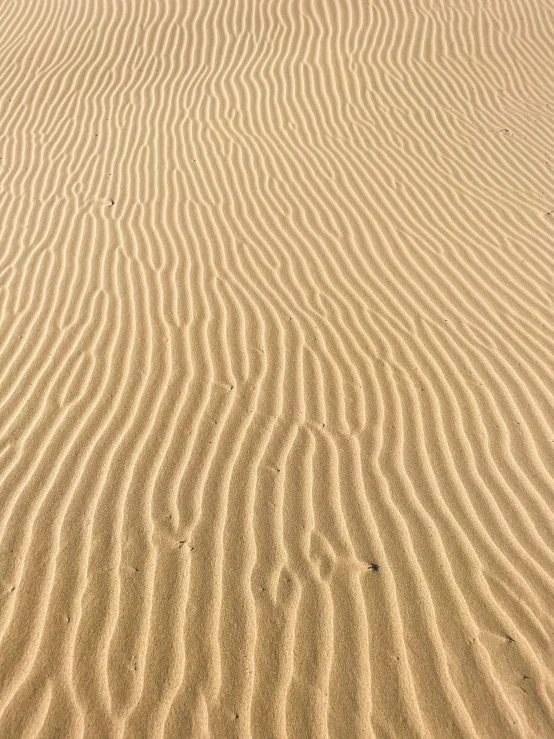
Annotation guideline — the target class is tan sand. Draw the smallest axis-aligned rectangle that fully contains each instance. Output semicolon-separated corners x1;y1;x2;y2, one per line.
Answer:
0;0;553;736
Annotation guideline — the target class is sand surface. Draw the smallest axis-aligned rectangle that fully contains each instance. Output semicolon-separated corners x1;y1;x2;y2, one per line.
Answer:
0;0;553;736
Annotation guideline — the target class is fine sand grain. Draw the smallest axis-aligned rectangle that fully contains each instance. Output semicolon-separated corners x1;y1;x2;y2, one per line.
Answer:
0;0;553;737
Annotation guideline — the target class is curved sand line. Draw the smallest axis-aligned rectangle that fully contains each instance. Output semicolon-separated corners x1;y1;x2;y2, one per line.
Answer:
0;0;553;736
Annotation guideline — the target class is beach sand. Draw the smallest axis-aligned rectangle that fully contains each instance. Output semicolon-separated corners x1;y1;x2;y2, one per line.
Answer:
0;0;553;736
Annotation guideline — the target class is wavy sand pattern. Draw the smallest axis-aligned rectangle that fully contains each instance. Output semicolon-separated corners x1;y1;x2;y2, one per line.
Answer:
0;0;553;736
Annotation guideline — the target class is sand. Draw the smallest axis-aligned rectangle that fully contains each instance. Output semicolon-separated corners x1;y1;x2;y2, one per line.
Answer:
0;0;553;736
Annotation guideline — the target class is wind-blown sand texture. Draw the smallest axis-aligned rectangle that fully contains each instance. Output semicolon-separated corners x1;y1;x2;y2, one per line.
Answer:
0;0;553;736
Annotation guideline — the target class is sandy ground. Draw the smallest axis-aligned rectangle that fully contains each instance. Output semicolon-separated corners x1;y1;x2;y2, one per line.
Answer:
0;0;553;737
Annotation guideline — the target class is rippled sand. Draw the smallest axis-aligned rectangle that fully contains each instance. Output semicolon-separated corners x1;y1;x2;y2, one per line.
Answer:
0;0;553;736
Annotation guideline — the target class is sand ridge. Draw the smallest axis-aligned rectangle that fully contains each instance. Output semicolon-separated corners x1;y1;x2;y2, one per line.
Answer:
0;0;553;736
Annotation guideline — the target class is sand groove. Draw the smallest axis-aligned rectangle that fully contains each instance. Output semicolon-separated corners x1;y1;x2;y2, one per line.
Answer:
0;0;553;736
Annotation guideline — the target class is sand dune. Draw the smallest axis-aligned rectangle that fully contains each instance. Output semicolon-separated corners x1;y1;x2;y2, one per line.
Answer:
0;0;553;736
